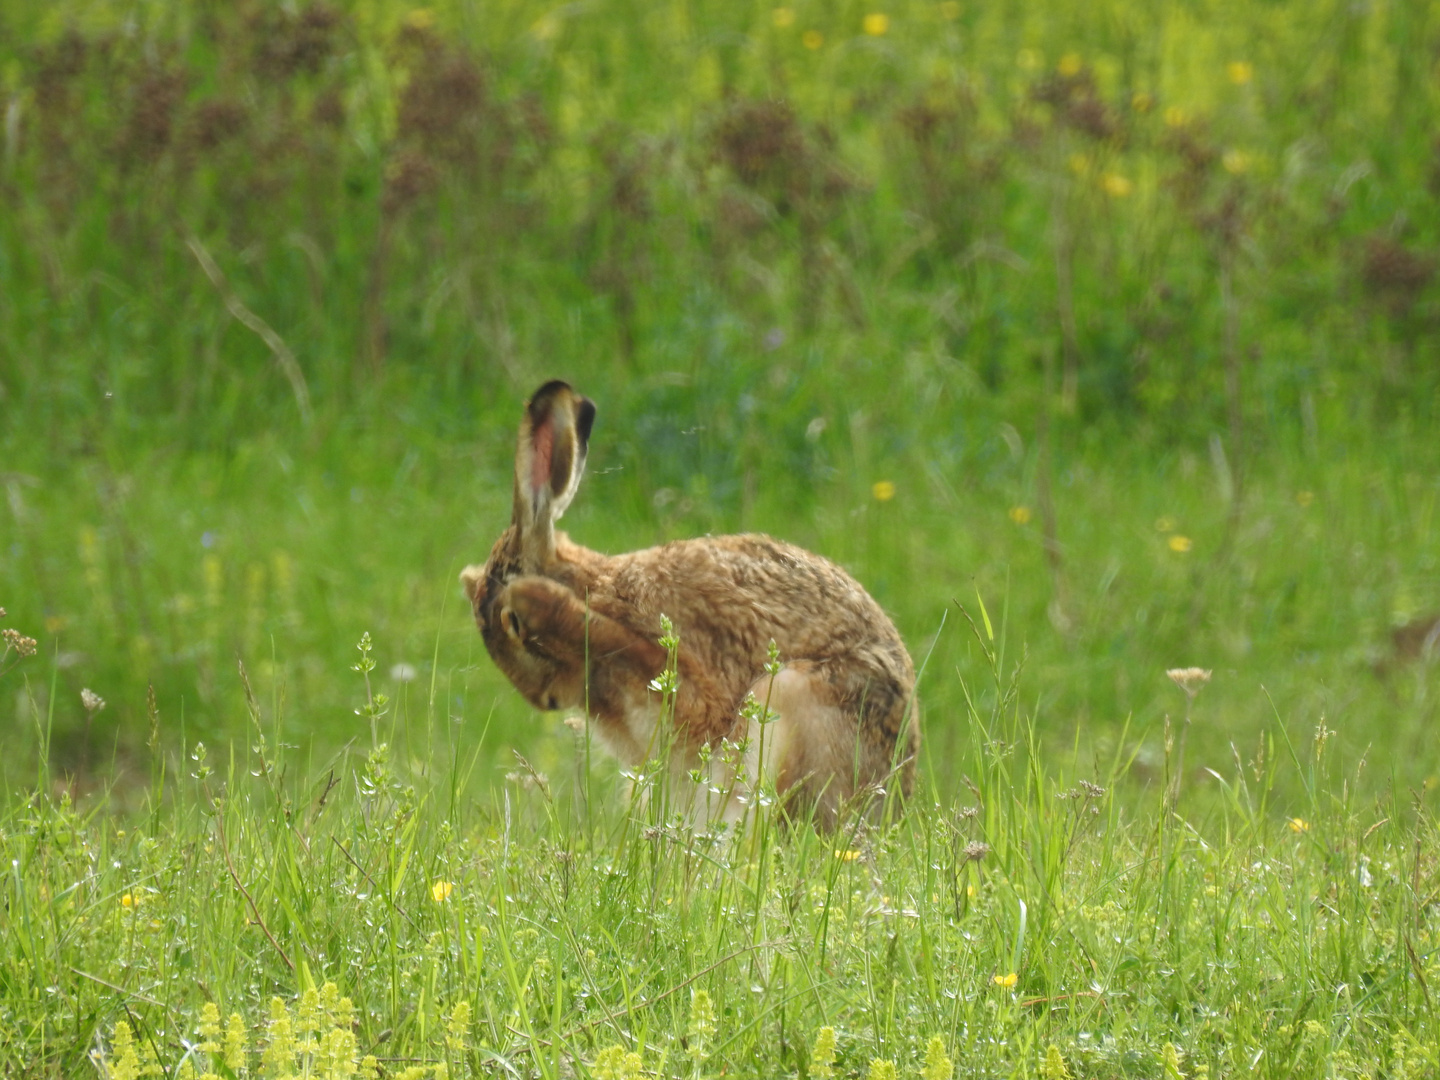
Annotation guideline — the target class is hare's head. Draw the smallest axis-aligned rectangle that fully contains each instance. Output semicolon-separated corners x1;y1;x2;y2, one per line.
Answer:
461;381;595;705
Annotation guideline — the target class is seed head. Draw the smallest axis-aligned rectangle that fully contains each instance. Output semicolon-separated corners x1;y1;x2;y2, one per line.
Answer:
81;688;106;714
1166;668;1211;697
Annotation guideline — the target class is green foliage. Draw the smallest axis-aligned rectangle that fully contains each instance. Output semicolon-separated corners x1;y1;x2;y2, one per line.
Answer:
3;633;1439;1076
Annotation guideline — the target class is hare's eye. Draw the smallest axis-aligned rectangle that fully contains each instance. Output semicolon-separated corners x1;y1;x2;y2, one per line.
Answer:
504;608;523;639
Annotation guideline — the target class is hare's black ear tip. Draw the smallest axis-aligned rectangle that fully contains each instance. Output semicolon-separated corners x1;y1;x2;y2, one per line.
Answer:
576;396;596;442
529;379;573;408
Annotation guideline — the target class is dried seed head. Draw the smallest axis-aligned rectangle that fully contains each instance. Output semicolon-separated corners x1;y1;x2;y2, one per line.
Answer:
962;841;991;863
81;688;106;714
2;628;38;657
1166;667;1211;697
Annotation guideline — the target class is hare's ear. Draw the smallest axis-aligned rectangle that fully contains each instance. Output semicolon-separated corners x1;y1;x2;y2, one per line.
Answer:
513;380;596;569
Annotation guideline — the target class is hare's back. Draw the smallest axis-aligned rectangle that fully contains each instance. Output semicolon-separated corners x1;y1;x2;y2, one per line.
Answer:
601;533;910;678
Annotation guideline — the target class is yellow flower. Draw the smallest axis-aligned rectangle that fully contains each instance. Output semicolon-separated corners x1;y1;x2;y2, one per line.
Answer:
966;883;976;898
772;7;796;28
1226;60;1253;85
923;1036;954;1080
1009;506;1032;524
1288;817;1309;833
1168;535;1192;553
993;972;1018;988
120;892;135;909
868;1059;898;1080
1101;173;1133;198
835;849;862;861
431;880;454;902
811;1027;838;1079
863;13;890;35
1222;149;1250;174
939;2;960;19
872;480;896;502
1163;105;1187;128
1296;490;1314;507
1042;1044;1072;1080
1058;52;1082;76
802;29;824;49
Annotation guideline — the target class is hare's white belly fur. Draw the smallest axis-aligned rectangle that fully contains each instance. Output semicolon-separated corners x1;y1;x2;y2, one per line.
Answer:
585;666;844;825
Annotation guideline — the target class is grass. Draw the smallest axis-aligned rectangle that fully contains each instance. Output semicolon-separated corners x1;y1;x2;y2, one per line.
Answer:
3;627;1438;1077
3;0;1440;1073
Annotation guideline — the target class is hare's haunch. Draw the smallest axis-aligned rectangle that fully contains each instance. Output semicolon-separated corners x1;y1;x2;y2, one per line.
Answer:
462;381;918;826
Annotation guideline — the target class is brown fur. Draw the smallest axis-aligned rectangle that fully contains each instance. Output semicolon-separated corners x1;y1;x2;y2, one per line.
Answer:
462;381;918;826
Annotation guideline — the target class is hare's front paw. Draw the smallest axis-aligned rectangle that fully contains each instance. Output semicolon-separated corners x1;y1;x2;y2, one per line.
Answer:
504;576;589;649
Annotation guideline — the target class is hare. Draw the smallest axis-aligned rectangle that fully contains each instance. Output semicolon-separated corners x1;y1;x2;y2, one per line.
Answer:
460;380;918;826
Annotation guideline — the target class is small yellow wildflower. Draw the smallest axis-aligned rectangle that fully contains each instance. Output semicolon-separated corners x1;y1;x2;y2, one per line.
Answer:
447;1001;471;1052
1131;92;1153;113
110;1021;141;1080
869;1059;898;1080
1009;506;1032;524
1163;105;1187;128
939;2;960;19
1288;817;1309;833
811;1026;838;1079
688;989;717;1060
993;971;1018;988
593;1045;643;1080
803;29;824;48
1101;173;1133;198
835;849;862;861
966;883;976;898
923;1035;954;1080
224;1012;248;1072
772;7;796;28
431;880;454;902
1042;1044;1072;1079
1296;490;1314;507
872;480;896;502
1226;61;1253;85
1168;535;1192;553
261;997;295;1077
120;892;135;909
1058;52;1082;76
863;13;890;35
1161;1042;1185;1079
1222;149;1250;174
198;1002;222;1053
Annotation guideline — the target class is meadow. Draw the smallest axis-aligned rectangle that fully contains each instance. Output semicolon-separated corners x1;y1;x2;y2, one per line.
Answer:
1;0;1439;1074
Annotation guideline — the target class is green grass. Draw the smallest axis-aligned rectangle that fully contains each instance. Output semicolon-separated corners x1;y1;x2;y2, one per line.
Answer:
3;634;1438;1077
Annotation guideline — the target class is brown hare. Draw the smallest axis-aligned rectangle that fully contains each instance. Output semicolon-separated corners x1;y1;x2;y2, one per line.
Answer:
461;380;918;826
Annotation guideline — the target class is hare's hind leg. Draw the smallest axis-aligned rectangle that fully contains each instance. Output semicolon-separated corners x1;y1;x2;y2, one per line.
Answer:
739;662;858;828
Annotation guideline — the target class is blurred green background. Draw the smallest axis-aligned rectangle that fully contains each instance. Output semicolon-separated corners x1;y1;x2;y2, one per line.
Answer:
1;0;1437;802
